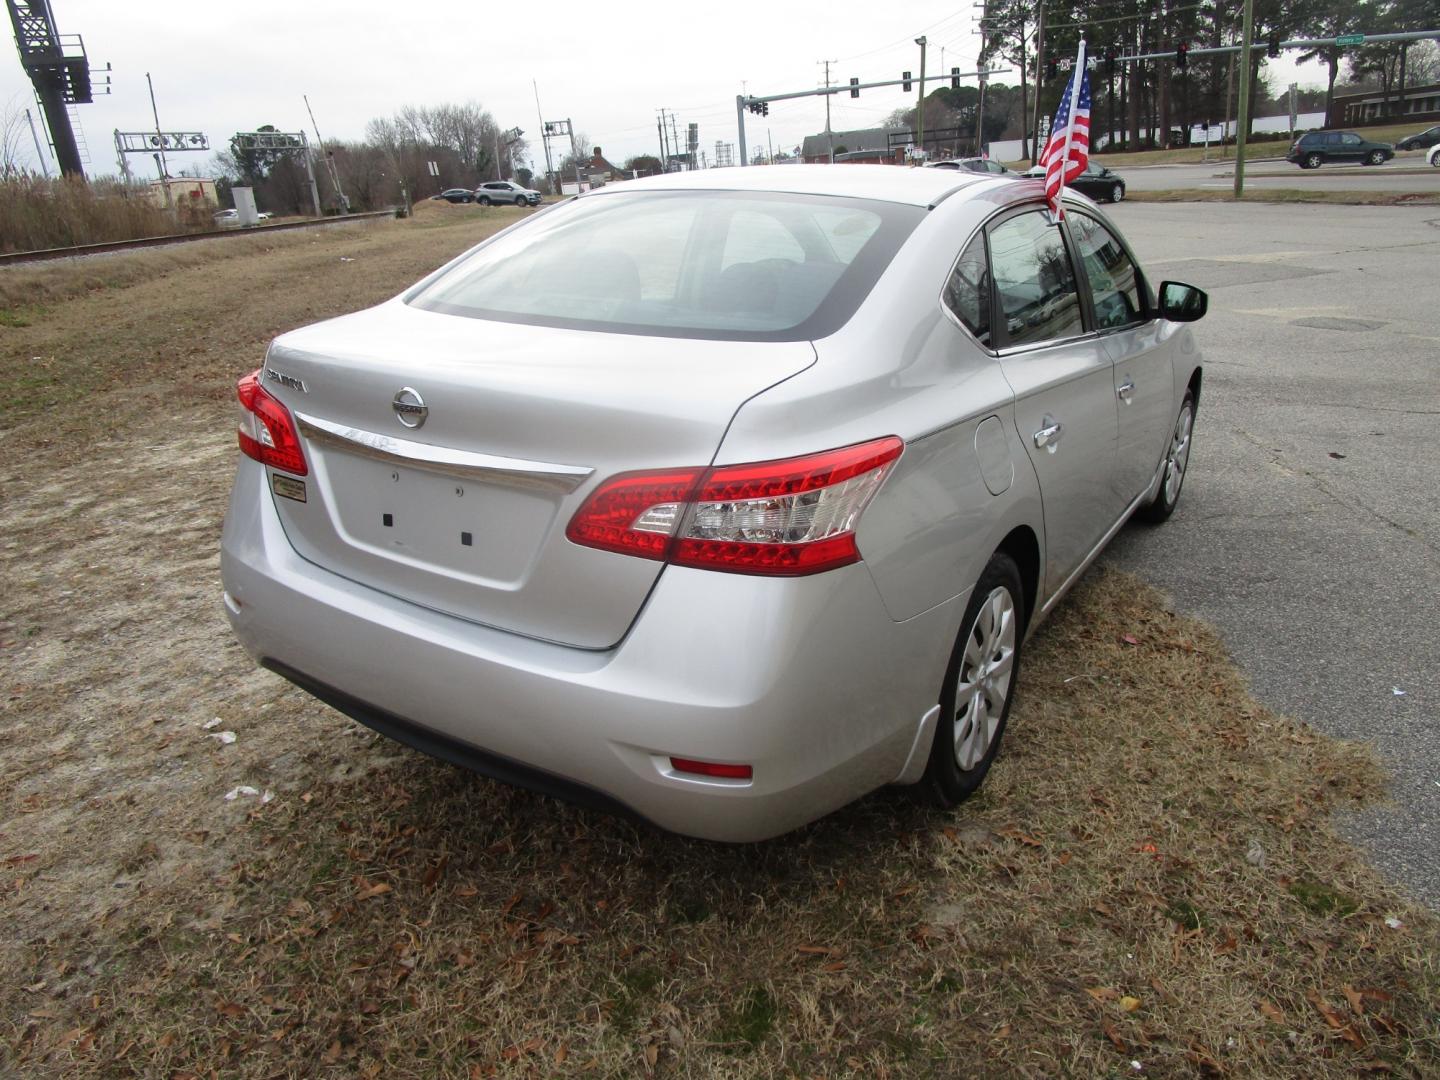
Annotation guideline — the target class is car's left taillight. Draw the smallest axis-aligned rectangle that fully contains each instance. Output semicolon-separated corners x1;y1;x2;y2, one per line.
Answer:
236;369;307;476
566;436;903;576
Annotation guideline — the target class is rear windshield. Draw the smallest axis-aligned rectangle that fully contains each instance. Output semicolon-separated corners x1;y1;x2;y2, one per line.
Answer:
407;189;924;341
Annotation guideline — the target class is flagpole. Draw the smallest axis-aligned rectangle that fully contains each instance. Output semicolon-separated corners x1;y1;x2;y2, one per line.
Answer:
1054;39;1087;218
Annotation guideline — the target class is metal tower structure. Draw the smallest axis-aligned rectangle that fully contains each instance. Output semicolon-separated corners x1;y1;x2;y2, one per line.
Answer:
6;0;101;177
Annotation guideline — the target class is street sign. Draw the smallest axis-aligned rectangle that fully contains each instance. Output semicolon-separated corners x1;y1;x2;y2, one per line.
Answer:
1336;34;1365;46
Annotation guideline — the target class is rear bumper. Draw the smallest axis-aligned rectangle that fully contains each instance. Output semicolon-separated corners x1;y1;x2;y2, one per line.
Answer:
220;460;960;841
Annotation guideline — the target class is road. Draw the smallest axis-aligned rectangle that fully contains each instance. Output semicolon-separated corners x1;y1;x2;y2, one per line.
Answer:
1101;202;1440;906
1119;154;1440;193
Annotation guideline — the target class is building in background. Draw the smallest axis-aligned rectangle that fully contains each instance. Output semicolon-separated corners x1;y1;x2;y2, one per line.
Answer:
147;176;218;210
801;127;907;163
1330;82;1440;128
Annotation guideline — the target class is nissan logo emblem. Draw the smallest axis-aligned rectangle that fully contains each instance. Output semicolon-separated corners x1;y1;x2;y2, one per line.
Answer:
392;387;428;429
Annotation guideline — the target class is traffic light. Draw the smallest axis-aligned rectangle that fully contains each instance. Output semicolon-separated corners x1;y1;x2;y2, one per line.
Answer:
1106;47;1118;76
902;70;912;92
1046;57;1059;81
1176;42;1189;71
951;66;960;90
1267;32;1281;59
762;101;769;117
849;76;859;98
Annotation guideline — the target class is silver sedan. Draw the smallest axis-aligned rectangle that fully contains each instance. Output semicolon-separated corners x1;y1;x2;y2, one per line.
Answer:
221;165;1205;841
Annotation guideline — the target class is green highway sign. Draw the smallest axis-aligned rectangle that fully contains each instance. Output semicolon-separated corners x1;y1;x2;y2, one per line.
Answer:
1336;34;1365;46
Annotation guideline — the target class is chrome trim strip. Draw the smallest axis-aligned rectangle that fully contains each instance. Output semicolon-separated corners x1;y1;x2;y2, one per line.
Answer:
294;412;593;495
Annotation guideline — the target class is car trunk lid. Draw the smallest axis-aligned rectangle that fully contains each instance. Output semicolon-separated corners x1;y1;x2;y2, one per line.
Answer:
258;301;815;649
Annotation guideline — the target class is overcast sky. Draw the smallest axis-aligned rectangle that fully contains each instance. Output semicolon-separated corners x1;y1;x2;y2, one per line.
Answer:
4;0;1319;177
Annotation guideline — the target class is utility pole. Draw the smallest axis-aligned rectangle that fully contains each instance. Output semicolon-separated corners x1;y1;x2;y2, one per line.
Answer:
1030;5;1046;165
1233;0;1254;197
915;36;927;162
305;94;347;211
736;95;748;167
1223;45;1236;159
975;63;988;156
657;116;668;168
145;72;171;207
533;81;555;194
569;118;581;191
145;73;168;180
767;128;774;164
300;132;323;218
821;59;836;162
25;108;49;177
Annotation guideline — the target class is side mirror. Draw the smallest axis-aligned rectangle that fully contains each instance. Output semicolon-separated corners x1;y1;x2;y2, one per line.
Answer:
1157;280;1208;322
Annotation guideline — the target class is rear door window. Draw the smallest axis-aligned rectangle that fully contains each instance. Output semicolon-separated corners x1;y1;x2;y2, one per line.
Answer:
986;210;1085;347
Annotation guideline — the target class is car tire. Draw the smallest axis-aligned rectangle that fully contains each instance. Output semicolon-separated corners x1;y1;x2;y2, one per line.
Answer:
514;195;526;206
1138;391;1195;525
1304;152;1323;169
1365;150;1386;166
918;552;1025;809
477;195;491;206
1431;150;1440;168
1110;183;1124;203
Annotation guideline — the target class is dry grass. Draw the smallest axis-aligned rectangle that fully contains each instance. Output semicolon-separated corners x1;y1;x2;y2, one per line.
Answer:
1127;189;1440;206
0;176;209;255
1;204;1437;1079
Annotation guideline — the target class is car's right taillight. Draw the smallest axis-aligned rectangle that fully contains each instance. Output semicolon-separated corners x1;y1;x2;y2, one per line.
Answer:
236;369;307;476
566;437;903;576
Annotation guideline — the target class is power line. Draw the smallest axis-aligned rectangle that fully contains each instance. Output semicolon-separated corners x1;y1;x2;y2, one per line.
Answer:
835;8;974;64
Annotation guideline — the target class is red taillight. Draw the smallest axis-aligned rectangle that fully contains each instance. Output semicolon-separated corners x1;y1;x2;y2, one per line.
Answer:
669;757;753;780
236;369;307;476
565;436;903;576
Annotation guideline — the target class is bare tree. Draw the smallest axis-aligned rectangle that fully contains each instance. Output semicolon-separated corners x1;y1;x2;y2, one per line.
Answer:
1;95;34;178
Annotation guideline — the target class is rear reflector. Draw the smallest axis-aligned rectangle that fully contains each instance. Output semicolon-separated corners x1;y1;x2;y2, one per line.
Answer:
236;369;308;476
669;757;753;780
566;436;903;576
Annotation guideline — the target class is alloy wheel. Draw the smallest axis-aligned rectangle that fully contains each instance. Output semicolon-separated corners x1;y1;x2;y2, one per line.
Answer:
1163;402;1194;506
952;586;1017;771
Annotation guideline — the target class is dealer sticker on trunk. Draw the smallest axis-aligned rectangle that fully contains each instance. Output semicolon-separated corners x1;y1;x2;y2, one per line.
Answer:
271;474;307;503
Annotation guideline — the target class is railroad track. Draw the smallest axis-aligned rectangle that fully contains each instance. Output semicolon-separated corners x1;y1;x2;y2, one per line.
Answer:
0;209;400;267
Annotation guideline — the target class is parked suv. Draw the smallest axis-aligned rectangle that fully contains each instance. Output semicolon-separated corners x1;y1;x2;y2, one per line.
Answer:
1286;130;1394;169
475;180;542;206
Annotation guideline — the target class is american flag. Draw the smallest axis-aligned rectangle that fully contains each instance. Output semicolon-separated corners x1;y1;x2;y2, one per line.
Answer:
1039;49;1091;218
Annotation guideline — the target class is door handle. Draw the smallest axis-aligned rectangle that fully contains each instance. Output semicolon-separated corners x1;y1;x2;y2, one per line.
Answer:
1117;379;1135;403
1033;419;1063;452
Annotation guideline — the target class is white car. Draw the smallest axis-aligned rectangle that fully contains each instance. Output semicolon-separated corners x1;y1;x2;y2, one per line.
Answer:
475;180;542;206
1429;145;1440;168
221;165;1206;841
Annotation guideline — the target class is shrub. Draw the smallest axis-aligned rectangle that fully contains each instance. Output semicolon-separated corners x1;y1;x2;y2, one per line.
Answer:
0;175;206;254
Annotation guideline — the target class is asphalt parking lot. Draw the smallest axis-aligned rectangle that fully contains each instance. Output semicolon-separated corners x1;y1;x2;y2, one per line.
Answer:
1101;201;1440;906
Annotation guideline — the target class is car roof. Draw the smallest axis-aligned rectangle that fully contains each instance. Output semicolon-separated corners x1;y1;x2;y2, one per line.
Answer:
580;163;992;207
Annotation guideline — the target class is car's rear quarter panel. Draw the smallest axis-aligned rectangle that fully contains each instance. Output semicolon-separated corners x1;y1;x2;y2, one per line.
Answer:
718;182;1044;630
